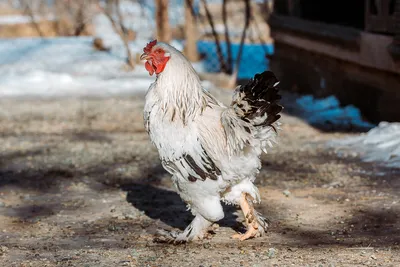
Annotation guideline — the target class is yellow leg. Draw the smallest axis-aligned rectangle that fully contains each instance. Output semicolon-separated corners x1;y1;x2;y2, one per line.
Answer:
231;193;264;241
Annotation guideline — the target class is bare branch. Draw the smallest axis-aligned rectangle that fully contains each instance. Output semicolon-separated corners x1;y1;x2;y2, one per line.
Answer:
136;0;147;18
115;0;135;68
222;0;233;74
73;1;87;36
185;0;198;21
200;0;229;73
19;0;45;37
102;0;135;69
234;0;251;76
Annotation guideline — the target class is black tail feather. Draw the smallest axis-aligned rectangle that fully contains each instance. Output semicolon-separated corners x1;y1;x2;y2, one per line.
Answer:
232;71;283;128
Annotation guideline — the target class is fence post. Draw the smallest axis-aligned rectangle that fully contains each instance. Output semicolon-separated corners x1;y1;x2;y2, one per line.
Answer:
155;0;171;43
184;0;199;61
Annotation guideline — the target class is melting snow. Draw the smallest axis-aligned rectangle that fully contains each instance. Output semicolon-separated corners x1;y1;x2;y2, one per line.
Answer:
328;122;400;168
0;0;207;98
0;37;156;98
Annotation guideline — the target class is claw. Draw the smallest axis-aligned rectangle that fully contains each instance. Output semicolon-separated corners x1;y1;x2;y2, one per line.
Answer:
153;227;209;245
231;233;243;239
231;224;260;241
154;229;187;244
231;219;262;241
233;192;269;241
154;215;214;244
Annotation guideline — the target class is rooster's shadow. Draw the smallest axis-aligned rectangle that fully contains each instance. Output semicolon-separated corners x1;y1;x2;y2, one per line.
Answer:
123;182;240;231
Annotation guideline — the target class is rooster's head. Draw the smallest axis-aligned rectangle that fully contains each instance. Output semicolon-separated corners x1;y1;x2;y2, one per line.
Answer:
140;39;171;76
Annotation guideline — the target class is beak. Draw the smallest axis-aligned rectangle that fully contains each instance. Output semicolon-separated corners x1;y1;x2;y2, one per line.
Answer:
140;53;150;61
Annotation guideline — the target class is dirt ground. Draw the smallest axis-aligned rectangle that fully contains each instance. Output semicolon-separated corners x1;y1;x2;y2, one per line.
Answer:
0;89;399;267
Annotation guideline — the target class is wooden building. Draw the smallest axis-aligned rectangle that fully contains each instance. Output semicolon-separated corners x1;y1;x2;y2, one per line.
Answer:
268;0;400;123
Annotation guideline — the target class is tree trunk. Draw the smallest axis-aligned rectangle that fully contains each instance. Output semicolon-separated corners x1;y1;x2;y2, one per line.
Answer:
234;0;251;75
222;0;233;74
103;0;135;69
155;0;171;43
184;0;199;61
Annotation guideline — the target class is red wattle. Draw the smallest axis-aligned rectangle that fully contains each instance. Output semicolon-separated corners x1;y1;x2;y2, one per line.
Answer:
145;61;155;76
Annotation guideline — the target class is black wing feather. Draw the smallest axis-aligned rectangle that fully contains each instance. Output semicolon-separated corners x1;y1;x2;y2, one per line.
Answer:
232;71;283;128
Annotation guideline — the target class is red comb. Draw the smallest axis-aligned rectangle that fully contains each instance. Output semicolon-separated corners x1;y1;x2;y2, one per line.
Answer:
144;39;157;54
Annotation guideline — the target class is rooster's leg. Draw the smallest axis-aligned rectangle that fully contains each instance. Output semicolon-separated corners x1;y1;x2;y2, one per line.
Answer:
232;192;269;241
155;215;213;244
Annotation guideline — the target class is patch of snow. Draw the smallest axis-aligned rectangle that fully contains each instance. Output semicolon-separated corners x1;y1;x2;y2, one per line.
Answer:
0;69;152;97
328;122;400;168
0;1;216;98
293;95;375;131
93;1;186;54
0;38;155;98
93;15;153;51
94;0;187;45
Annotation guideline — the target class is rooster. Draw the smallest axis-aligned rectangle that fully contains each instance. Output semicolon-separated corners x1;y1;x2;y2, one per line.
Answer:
140;40;282;243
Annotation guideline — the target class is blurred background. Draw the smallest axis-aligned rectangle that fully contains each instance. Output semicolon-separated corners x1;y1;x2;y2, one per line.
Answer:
0;0;398;127
0;1;399;266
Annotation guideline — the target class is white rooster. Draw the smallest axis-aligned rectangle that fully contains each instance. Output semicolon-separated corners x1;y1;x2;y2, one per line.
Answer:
140;40;282;243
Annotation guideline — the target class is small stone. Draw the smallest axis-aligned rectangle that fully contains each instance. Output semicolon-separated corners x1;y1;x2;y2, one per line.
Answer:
124;213;136;220
371;255;377;260
0;201;5;207
282;190;291;197
203;243;211;249
267;248;276;258
0;246;8;256
108;224;119;231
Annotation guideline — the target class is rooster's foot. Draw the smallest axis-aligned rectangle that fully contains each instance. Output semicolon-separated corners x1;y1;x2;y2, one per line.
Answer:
153;229;187;244
154;228;214;244
232;192;269;241
231;223;261;241
154;215;214;244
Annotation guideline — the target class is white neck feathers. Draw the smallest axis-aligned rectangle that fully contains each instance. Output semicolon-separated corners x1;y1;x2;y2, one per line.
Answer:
154;48;206;124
